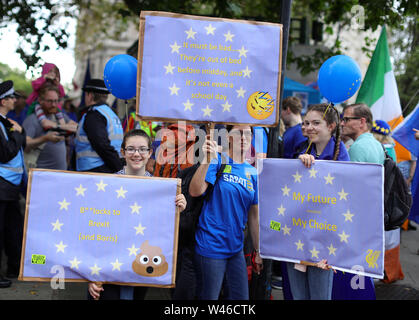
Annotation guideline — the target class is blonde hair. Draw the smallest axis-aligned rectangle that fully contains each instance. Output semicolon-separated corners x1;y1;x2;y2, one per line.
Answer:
372;132;395;145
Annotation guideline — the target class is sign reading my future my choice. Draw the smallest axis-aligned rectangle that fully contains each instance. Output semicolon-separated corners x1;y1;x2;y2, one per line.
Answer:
137;11;283;126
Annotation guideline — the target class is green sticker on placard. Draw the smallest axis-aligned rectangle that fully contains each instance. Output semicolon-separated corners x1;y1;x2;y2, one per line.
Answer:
31;254;46;265
270;220;281;232
223;165;232;173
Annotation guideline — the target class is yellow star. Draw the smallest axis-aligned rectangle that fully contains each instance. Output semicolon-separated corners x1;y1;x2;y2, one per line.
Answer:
295;240;304;251
342;209;354;222
324;173;335;185
75;184;87;197
223;30;235;42
327;244;337;256
338;231;350;243
236;86;246;98
281;185;291;196
58;198;70;211
69;257;82;270
169;83;180;95
310;246;319;259
237;45;248;58
55;241;67;253
134;223;146;235
96;180;108;192
164;62;175;74
170;41;181;54
202;105;213;117
221;101;232;112
185;27;197;39
282;225;291;236
127;244;139;256
277;205;286;216
115;186;128;199
51;219;63;232
309;167;318;178
130;202;142;215
110;259;123;271
90;263;102;276
205;24;216;35
292;171;302;183
242;66;252;78
183;99;194;111
338;188;349;200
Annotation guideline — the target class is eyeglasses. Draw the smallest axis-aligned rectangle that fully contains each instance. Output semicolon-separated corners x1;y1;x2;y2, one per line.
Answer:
342;116;361;123
43;99;60;104
124;147;150;155
229;130;252;139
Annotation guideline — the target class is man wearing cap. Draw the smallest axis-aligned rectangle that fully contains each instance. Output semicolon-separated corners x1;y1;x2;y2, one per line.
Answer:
0;80;26;288
75;79;123;173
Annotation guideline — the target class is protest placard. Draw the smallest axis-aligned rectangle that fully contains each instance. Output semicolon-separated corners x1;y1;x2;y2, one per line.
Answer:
19;169;180;287
258;158;385;278
137;11;282;126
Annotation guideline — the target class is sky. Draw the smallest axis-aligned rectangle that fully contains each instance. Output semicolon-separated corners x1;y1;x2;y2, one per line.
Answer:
0;19;77;87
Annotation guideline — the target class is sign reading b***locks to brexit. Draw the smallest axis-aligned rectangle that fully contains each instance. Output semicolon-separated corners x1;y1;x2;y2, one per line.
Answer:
258;158;385;279
20;169;180;287
137;11;282;126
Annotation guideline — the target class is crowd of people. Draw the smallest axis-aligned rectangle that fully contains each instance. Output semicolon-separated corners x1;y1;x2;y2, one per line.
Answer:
0;64;417;300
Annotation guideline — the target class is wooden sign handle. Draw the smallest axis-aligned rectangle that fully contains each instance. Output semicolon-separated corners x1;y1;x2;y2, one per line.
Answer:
94;281;103;300
206;122;215;163
299;260;317;267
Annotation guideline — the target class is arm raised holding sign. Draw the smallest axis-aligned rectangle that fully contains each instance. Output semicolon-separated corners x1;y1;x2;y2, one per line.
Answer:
190;125;262;300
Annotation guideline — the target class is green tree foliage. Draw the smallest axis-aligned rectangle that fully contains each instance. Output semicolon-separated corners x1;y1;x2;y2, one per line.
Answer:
1;0;418;97
391;16;419;115
0;63;32;94
0;0;74;70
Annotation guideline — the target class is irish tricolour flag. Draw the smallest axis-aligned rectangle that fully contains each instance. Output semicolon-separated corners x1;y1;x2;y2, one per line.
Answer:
356;26;409;283
356;25;411;163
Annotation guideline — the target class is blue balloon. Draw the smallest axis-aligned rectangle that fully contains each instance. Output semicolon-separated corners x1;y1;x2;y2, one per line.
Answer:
103;54;137;100
317;55;362;104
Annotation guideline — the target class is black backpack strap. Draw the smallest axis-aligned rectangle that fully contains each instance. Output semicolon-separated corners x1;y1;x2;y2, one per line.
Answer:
204;161;226;201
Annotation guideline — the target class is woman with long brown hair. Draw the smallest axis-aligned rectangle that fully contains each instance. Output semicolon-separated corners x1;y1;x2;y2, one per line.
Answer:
287;103;349;300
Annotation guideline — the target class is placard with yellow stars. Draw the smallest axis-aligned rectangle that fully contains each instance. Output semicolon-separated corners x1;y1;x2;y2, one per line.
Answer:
20;169;180;287
137;11;282;126
257;158;385;279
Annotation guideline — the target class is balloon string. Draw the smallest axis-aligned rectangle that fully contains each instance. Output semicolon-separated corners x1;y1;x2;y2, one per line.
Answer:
125;100;128;128
304;102;333;154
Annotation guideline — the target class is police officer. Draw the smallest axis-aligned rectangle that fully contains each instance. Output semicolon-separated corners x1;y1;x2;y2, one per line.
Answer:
0;81;26;288
75;79;123;173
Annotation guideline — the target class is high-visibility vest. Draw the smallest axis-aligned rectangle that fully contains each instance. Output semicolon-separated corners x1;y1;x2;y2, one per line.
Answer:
0;122;24;185
75;104;123;171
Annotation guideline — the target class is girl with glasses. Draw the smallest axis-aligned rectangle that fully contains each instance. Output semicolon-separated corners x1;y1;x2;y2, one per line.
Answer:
88;129;186;300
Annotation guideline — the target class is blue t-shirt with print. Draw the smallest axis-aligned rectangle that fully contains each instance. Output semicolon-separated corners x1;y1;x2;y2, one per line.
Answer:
195;153;258;259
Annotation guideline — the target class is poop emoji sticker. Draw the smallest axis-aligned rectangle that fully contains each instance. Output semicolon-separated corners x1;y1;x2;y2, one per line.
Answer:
132;240;168;277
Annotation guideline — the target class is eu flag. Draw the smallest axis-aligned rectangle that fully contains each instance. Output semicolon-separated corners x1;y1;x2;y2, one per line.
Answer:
138;12;282;125
258;158;385;278
20;170;180;287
